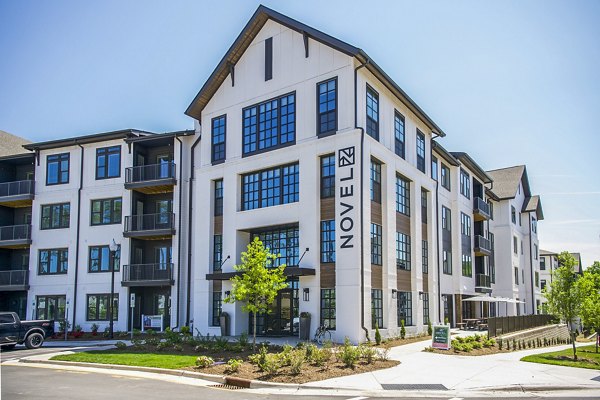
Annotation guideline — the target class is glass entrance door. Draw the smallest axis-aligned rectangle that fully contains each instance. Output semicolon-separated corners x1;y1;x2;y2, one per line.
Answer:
250;279;299;336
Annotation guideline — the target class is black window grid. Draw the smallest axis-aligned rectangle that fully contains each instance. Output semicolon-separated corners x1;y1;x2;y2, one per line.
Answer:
422;240;429;274
366;86;379;140
213;235;222;271
41;203;70;230
254;226;299;268
396;232;411;270
241;163;299;211
87;294;118;321
317;78;337;135
320;288;336;330
397;291;412;326
396;175;410;216
371;223;382;265
422;292;430;324
443;250;452;274
211;292;222;326
370;160;381;203
46;153;70;185
320;220;335;263
462;253;472;277
394;111;405;158
38;248;68;275
211;115;226;163
320;154;335;198
371;289;383;329
91;198;122;225
416;130;426;173
96;146;121;179
214;179;223;216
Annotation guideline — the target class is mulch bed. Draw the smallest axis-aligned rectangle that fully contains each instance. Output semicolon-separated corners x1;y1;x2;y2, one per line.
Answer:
375;335;431;348
426;346;510;356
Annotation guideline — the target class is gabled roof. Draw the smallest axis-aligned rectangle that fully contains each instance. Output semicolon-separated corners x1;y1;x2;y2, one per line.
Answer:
522;195;544;220
23;129;154;151
432;140;459;167
0;130;31;157
486;165;531;200
184;5;446;137
540;249;557;256
450;152;492;184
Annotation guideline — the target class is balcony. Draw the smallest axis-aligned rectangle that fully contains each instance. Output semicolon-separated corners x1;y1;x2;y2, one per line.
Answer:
122;263;174;286
474;235;492;257
0;270;29;291
0;180;34;207
475;273;492;293
0;225;32;248
125;163;176;194
123;213;175;239
473;197;491;221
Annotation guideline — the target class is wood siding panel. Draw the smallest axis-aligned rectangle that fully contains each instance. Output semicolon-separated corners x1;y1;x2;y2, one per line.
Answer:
320;198;335;220
396;269;411;291
422;223;427;239
213;280;222;292
320;264;336;288
371;201;382;225
396;213;410;235
214;216;223;235
423;273;429;292
455;294;462;324
371;265;383;289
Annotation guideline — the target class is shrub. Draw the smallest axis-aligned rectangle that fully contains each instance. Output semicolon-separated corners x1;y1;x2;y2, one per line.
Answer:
360;345;377;364
312;347;332;367
164;327;182;345
304;343;317;362
424;346;435;352
454;336;464;344
444;317;449;325
400;320;406;340
289;350;304;374
91;323;99;334
227;358;243;373
472;341;483;350
340;337;361;368
237;331;249;347
484;338;496;348
157;342;171;351
195;356;214;368
498;338;503;350
259;354;281;374
145;335;160;347
214;335;229;350
375;324;382;345
452;342;463;352
279;344;294;366
180;326;191;336
462;343;473;352
512;339;517;351
131;338;144;347
248;344;269;367
379;344;391;361
427;319;432;336
114;341;127;350
173;344;183;352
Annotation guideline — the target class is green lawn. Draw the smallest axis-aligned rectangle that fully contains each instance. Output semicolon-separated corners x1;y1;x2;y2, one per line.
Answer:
51;350;198;369
521;345;600;370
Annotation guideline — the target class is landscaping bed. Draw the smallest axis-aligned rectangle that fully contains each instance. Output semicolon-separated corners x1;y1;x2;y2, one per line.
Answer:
375;334;431;348
521;345;600;370
50;329;399;384
424;334;573;356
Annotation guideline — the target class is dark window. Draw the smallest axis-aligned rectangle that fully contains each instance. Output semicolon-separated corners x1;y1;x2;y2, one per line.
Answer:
39;248;68;275
87;294;118;321
513;236;518;254
241;163;299;210
41;203;70;229
211;115;226;163
535;271;539;287
534;244;538;260
320;288;336;330
540;257;546;270
394;111;405;158
371;223;382;265
36;295;66;320
213;235;222;271
397;291;412;326
371;289;383;329
421;189;428;224
416;130;426;173
422;292;430;324
460;169;470;198
514;267;519;285
441;164;450;190
366;86;379;140
242;93;295;156
89;245;119;273
532;218;537;233
320;154;335;198
422;240;429;274
396;232;411;270
370;160;381;203
488;200;494;219
46;153;69;185
214;179;223;216
317;78;337;135
211;292;222;326
96;146;121;179
320;220;335;263
443;250;452;275
460;212;471;236
540;279;546;290
442;206;451;232
396;175;410;215
462;253;472;277
254;226;299;267
431;156;438;181
511;206;516;224
91;198;122;225
265;37;272;81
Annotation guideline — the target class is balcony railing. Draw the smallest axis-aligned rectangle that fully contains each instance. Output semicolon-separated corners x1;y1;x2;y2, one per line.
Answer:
473;196;491;220
0;180;34;198
0;224;32;246
122;263;174;286
0;270;29;289
475;273;491;288
124;213;175;237
474;235;492;256
125;163;176;184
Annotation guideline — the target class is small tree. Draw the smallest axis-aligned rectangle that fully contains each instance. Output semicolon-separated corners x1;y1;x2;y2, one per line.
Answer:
579;261;600;353
223;237;287;350
544;252;586;360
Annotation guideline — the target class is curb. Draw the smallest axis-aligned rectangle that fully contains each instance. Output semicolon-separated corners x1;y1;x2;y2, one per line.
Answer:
475;383;600;392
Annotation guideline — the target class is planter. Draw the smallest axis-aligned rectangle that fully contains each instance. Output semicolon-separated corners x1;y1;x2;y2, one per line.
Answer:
299;314;311;340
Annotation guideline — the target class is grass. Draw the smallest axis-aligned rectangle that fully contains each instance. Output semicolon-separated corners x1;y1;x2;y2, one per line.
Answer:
51;350;198;369
521;345;600;370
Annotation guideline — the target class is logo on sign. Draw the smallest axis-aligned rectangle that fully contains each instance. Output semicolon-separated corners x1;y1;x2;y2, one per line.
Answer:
338;146;356;249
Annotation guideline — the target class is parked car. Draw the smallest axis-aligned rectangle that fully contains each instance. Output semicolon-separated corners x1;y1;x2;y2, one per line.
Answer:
0;312;54;349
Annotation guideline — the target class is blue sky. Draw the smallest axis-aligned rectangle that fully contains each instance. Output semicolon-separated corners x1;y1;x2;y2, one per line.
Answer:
1;0;598;266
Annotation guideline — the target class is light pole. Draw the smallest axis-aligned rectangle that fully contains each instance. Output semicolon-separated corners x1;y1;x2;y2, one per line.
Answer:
108;239;120;339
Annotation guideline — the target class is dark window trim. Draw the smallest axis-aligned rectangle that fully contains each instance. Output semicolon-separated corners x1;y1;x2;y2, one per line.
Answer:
320;288;336;330
86;293;119;321
316;76;338;137
441;163;451;191
211;114;227;164
213;234;223;271
211;291;222;326
240;162;299;211
38;248;69;275
90;197;122;226
88;245;119;273
320;219;336;263
265;37;273;81
40;202;70;230
460;168;471;199
95;145;121;180
214;179;224;216
366;84;379;140
320;154;335;199
46;153;70;186
416;129;426;173
397;291;413;326
394;110;406;159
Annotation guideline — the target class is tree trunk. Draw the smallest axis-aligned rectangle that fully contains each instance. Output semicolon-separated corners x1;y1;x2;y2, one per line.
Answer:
596;326;598;353
569;322;577;361
252;312;257;351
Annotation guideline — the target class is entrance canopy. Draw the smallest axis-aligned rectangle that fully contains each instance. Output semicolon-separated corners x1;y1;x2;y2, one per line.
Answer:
206;267;315;280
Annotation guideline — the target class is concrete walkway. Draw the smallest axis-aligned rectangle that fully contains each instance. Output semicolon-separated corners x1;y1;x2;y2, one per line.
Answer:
303;330;600;392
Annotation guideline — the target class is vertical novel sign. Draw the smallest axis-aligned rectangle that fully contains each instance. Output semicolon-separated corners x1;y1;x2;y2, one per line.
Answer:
338;146;356;250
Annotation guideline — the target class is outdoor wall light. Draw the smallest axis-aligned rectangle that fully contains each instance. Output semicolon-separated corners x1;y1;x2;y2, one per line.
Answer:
391;289;397;299
419;291;424;299
303;288;310;301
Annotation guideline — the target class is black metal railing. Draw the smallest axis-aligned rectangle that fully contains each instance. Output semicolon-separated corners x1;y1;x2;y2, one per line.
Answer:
475;273;491;288
124;213;175;233
475;235;492;253
0;224;32;242
125;163;176;184
0;180;34;198
488;314;555;337
0;270;29;286
473;197;491;218
123;263;173;283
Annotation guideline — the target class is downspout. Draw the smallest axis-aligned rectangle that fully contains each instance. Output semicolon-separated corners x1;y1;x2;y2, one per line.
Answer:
354;59;369;342
186;134;202;325
527;212;535;314
173;136;184;330
72;143;84;328
431;140;442;323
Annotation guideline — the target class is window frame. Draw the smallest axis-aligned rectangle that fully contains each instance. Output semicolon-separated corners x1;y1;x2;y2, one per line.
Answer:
462;253;473;277
397;291;413;326
371;289;383;329
38;248;68;275
213;235;223;271
460;169;471;199
211;115;227;164
46;153;70;186
422;292;430;324
88;245;119;273
95;145;121;180
90;197;122;226
241;163;299;211
396;232;411;270
40;202;70;230
422;240;429;274
211;291;222;326
86;293;118;321
443;250;452;275
320;220;336;263
395;175;410;216
370;159;381;203
442;206;451;232
214;179;224;216
416;130;426;173
431;156;438;181
366;85;379;140
460;212;471;236
394;110;405;159
371;223;383;265
36;295;66;321
316;77;338;137
440;164;451;190
320;288;336;330
320;154;335;199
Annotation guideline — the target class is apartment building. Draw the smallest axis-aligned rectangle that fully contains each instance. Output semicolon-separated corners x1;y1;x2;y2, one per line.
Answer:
0;5;551;341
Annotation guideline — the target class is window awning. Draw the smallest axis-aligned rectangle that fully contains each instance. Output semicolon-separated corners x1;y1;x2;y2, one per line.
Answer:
206;267;315;281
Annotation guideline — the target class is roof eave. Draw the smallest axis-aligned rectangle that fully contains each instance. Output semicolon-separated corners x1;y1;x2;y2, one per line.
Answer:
23;129;152;151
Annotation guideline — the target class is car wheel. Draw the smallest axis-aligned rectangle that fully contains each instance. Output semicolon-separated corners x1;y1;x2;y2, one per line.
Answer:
25;332;44;349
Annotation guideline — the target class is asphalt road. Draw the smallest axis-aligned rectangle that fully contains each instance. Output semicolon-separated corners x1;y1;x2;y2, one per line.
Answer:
0;344;72;363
